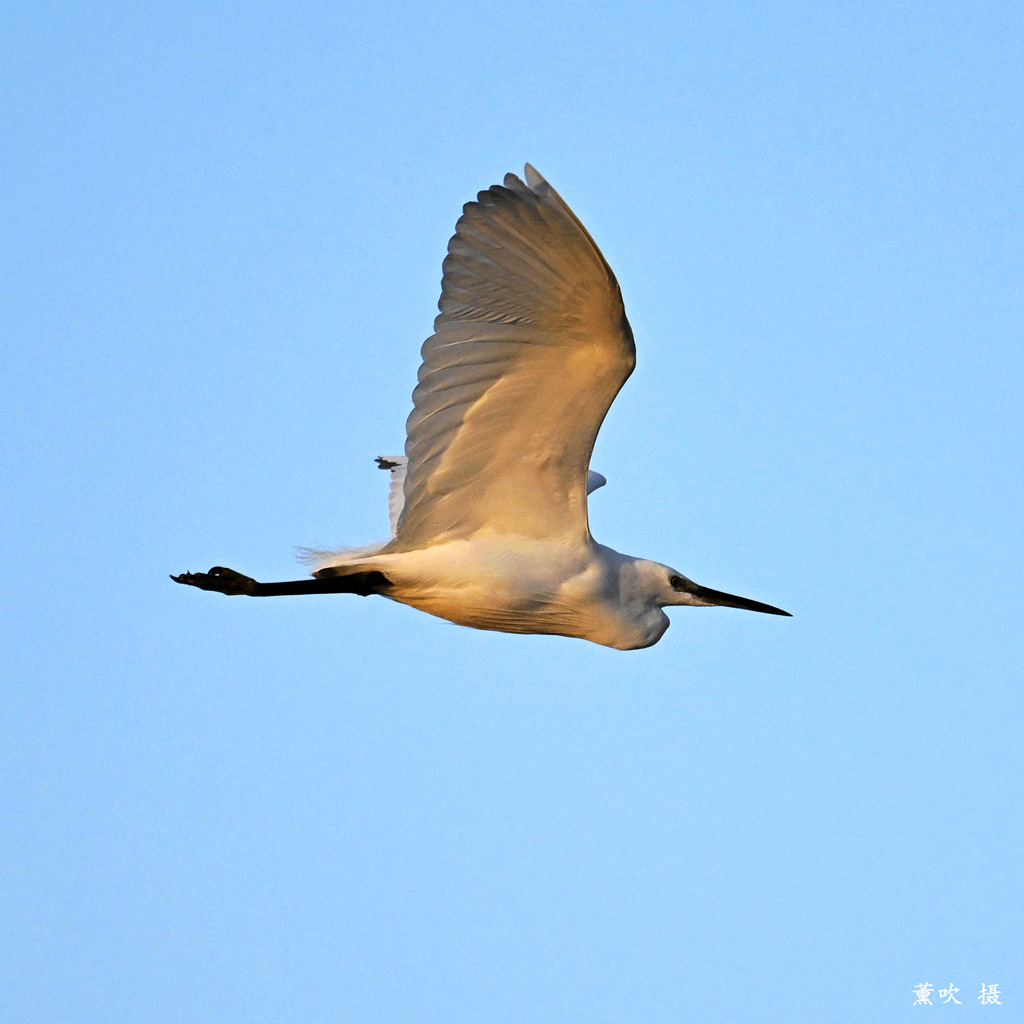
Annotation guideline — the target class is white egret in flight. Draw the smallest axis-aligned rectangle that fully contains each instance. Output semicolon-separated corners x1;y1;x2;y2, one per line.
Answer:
173;165;790;649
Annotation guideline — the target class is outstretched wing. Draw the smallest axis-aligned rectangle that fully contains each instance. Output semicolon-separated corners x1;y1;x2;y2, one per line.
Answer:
388;165;635;551
378;456;608;541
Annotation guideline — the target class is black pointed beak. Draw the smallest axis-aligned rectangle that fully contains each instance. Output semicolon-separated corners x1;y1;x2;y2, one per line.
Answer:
690;584;792;616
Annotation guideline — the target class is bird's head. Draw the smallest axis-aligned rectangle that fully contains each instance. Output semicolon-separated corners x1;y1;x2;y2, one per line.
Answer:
652;565;791;617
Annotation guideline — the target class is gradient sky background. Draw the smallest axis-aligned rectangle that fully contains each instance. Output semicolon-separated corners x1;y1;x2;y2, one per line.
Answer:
3;1;1022;1021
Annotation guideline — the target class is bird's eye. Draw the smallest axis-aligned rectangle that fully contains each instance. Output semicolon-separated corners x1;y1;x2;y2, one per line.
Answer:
669;575;683;589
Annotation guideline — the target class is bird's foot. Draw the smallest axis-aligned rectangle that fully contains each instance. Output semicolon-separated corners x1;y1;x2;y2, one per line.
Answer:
171;566;259;595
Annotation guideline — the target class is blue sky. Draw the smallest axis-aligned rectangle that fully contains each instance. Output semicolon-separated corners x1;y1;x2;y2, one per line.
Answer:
3;1;1022;1021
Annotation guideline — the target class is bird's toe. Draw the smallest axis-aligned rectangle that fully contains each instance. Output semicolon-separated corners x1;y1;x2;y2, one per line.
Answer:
170;566;258;595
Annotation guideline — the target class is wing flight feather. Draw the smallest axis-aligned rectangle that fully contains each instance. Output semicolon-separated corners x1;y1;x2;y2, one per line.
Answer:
387;166;635;550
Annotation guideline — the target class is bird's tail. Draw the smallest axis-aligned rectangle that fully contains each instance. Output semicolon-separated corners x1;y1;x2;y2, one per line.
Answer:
295;543;389;576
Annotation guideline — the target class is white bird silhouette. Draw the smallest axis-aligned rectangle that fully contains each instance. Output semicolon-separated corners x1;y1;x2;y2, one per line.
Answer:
173;165;790;649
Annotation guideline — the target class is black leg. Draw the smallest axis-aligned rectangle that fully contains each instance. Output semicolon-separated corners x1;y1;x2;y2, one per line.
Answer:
171;566;390;597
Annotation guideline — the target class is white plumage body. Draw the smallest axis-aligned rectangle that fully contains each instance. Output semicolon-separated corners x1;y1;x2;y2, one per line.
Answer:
316;538;672;650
